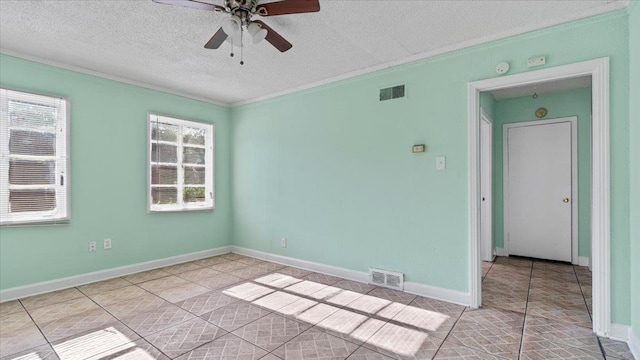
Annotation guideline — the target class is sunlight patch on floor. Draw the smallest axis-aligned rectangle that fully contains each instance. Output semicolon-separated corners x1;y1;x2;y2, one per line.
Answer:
344;294;391;315
325;289;364;307
376;302;407;320
223;282;274;301
316;309;367;335
392;306;449;332
52;327;134;360
295;303;340;324
252;291;302;312
366;322;430;357
254;273;302;288
277;297;318;317
283;280;328;297
238;274;451;358
7;353;43;360
91;347;160;360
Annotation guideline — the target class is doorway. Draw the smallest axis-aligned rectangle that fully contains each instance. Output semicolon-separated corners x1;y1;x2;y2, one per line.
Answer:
467;57;611;337
503;117;578;263
480;110;493;262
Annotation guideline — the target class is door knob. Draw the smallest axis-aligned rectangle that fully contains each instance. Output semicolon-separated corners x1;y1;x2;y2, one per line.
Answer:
563;198;570;203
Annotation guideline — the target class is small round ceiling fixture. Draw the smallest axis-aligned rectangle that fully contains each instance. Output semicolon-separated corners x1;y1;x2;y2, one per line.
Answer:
495;62;510;75
535;107;547;118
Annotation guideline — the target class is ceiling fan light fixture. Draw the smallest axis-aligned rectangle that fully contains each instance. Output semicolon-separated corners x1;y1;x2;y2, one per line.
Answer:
248;22;268;44
225;34;244;47
221;15;241;37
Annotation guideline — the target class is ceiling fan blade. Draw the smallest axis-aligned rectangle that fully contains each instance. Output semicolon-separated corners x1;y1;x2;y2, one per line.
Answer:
153;0;225;12
256;0;320;16
204;28;228;49
253;20;292;52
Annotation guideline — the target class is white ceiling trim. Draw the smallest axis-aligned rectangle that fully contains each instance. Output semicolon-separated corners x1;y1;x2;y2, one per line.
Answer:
233;0;628;107
0;48;231;108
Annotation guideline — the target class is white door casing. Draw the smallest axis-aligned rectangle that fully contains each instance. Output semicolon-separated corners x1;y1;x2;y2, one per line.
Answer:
467;57;609;337
503;118;577;262
480;110;493;262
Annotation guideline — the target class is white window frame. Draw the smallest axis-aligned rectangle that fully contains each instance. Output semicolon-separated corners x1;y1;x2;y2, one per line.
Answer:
147;113;214;212
0;87;70;226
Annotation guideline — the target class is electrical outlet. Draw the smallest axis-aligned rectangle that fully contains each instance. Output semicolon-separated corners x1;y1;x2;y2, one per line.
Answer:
281;237;287;248
104;238;112;250
88;241;96;252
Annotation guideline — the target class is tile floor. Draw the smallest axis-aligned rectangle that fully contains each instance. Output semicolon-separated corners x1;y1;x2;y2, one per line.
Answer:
0;254;634;359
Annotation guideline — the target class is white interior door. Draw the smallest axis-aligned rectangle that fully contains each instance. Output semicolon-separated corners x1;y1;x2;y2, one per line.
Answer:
480;112;493;262
505;119;573;262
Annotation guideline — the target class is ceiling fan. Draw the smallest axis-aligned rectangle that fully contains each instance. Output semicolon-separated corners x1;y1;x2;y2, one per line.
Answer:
153;0;320;54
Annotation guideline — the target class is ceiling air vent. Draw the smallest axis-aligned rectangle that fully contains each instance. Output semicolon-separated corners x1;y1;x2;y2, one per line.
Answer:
369;268;404;291
379;85;405;101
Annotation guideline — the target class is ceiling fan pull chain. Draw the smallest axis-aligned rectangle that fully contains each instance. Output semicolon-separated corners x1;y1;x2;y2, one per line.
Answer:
240;27;245;65
230;37;234;57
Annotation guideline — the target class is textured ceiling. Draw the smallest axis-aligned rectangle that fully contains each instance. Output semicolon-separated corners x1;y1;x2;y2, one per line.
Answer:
0;0;628;106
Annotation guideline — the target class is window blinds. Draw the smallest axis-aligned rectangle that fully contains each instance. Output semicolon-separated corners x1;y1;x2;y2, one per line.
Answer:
0;88;69;225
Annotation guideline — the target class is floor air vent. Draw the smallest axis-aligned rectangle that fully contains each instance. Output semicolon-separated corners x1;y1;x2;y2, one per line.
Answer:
369;268;404;291
379;85;405;101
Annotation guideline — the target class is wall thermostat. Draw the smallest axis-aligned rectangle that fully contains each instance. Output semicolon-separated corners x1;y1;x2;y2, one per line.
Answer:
412;144;426;153
495;62;510;75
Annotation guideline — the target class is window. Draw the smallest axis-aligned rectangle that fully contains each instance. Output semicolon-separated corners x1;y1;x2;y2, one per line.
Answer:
0;88;70;225
148;113;214;212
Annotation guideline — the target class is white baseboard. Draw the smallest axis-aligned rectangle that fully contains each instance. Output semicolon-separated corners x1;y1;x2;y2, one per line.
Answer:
495;248;508;257
230;246;369;283
629;327;640;360
403;281;470;306
609;323;631;341
577;256;590;268
0;246;232;302
491;249;590;269
231;246;470;306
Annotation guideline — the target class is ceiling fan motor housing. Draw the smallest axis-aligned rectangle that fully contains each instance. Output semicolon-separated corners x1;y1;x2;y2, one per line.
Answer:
226;0;259;16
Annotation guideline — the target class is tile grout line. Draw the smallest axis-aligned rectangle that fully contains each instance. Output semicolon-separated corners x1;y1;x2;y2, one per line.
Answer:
431;260;512;360
572;264;606;359
430;304;468;358
76;282;176;360
8;258;267;359
517;258;535;360
16;298;51;355
573;264;593;322
104;264;262;360
482;259;495;281
83;271;244;360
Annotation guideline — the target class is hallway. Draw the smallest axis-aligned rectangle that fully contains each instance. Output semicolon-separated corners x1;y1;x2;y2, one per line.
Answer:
476;256;631;359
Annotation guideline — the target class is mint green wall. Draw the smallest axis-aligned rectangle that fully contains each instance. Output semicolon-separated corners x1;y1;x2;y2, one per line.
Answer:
492;88;591;258
0;7;635;329
0;55;232;290
628;1;640;341
480;92;495;122
232;11;631;323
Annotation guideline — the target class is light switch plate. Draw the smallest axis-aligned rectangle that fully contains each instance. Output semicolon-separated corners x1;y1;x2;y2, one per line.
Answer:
436;156;446;170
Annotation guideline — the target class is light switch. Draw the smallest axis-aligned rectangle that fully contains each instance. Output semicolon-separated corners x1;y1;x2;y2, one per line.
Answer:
436;156;446;170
